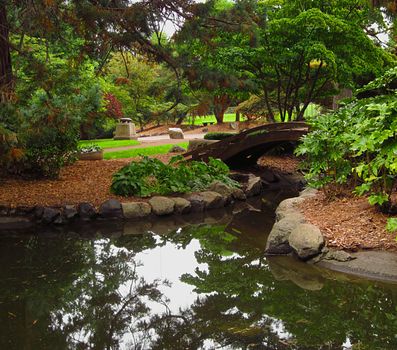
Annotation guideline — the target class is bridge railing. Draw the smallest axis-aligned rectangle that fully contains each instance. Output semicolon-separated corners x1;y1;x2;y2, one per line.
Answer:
183;121;308;161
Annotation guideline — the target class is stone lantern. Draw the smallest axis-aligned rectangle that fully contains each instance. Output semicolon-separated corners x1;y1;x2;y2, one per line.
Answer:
114;118;138;140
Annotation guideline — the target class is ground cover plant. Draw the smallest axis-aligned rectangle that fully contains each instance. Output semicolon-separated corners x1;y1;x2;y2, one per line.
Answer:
296;67;397;235
204;132;236;140
78;139;139;149
104;143;188;160
111;156;238;197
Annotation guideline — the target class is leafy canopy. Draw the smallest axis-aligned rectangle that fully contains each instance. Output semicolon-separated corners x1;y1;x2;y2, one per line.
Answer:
176;0;393;121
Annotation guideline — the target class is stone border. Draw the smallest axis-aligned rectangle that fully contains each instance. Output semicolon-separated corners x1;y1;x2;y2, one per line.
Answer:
266;188;397;283
0;174;264;230
265;187;324;260
265;187;355;263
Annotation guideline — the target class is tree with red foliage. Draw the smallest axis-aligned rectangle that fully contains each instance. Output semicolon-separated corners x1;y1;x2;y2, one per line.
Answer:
103;92;124;119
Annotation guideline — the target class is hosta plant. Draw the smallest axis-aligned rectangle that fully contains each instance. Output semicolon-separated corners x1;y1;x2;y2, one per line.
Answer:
111;155;239;197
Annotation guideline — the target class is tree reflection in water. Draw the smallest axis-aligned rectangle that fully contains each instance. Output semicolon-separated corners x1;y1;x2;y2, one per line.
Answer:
52;238;170;349
141;224;397;350
1;223;397;350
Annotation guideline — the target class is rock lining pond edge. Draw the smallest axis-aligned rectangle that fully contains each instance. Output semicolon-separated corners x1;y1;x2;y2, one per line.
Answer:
266;187;397;284
0;174;264;230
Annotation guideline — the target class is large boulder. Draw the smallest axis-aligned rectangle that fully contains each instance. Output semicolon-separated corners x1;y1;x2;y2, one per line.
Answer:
265;215;305;255
299;187;318;198
168;128;184;139
208;180;239;204
199;191;225;209
122;202;152;219
275;197;305;221
149;196;175;216
232;188;246;201
244;176;262;197
99;199;123;218
208;181;246;202
185;191;225;211
64;205;78;220
42;207;61;224
208;181;234;197
172;197;191;214
229;172;250;182
185;194;206;212
289;223;325;260
78;202;97;220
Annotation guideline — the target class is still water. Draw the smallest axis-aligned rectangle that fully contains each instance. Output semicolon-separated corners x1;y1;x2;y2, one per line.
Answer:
1;191;397;350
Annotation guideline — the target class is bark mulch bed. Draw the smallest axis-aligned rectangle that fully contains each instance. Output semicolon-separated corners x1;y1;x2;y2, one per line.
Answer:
300;191;397;252
0;153;292;209
257;155;299;174
0;155;173;208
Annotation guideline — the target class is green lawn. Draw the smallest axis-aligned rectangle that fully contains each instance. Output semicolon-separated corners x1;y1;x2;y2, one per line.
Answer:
104;142;189;160
183;105;318;125
78;138;140;149
183;113;247;125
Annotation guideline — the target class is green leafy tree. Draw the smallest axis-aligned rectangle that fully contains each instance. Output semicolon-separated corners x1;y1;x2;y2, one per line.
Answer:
1;0;197;173
175;0;254;123
104;52;177;130
177;0;393;122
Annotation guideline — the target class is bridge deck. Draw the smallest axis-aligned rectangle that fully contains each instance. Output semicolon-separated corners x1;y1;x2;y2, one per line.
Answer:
183;122;308;167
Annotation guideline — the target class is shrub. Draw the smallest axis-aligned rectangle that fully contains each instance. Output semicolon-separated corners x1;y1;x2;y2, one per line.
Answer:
297;93;397;211
111;155;239;197
19;90;96;178
204;132;236;140
296;67;397;235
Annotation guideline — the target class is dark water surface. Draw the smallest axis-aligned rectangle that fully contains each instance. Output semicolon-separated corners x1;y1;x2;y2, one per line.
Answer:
1;190;397;349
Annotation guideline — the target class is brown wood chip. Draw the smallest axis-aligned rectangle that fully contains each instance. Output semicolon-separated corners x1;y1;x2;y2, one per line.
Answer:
0;155;173;208
299;191;397;252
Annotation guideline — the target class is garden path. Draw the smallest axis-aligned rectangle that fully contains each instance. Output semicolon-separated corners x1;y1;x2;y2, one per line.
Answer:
104;133;205;153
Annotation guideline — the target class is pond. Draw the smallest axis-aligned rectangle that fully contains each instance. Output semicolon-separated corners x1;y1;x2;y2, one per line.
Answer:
1;189;397;350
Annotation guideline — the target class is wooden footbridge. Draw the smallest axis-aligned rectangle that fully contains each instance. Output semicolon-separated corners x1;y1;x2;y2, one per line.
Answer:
183;122;309;168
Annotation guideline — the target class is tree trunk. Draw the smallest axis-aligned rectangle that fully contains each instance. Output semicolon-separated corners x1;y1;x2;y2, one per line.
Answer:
213;95;230;124
0;4;13;103
176;111;187;125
